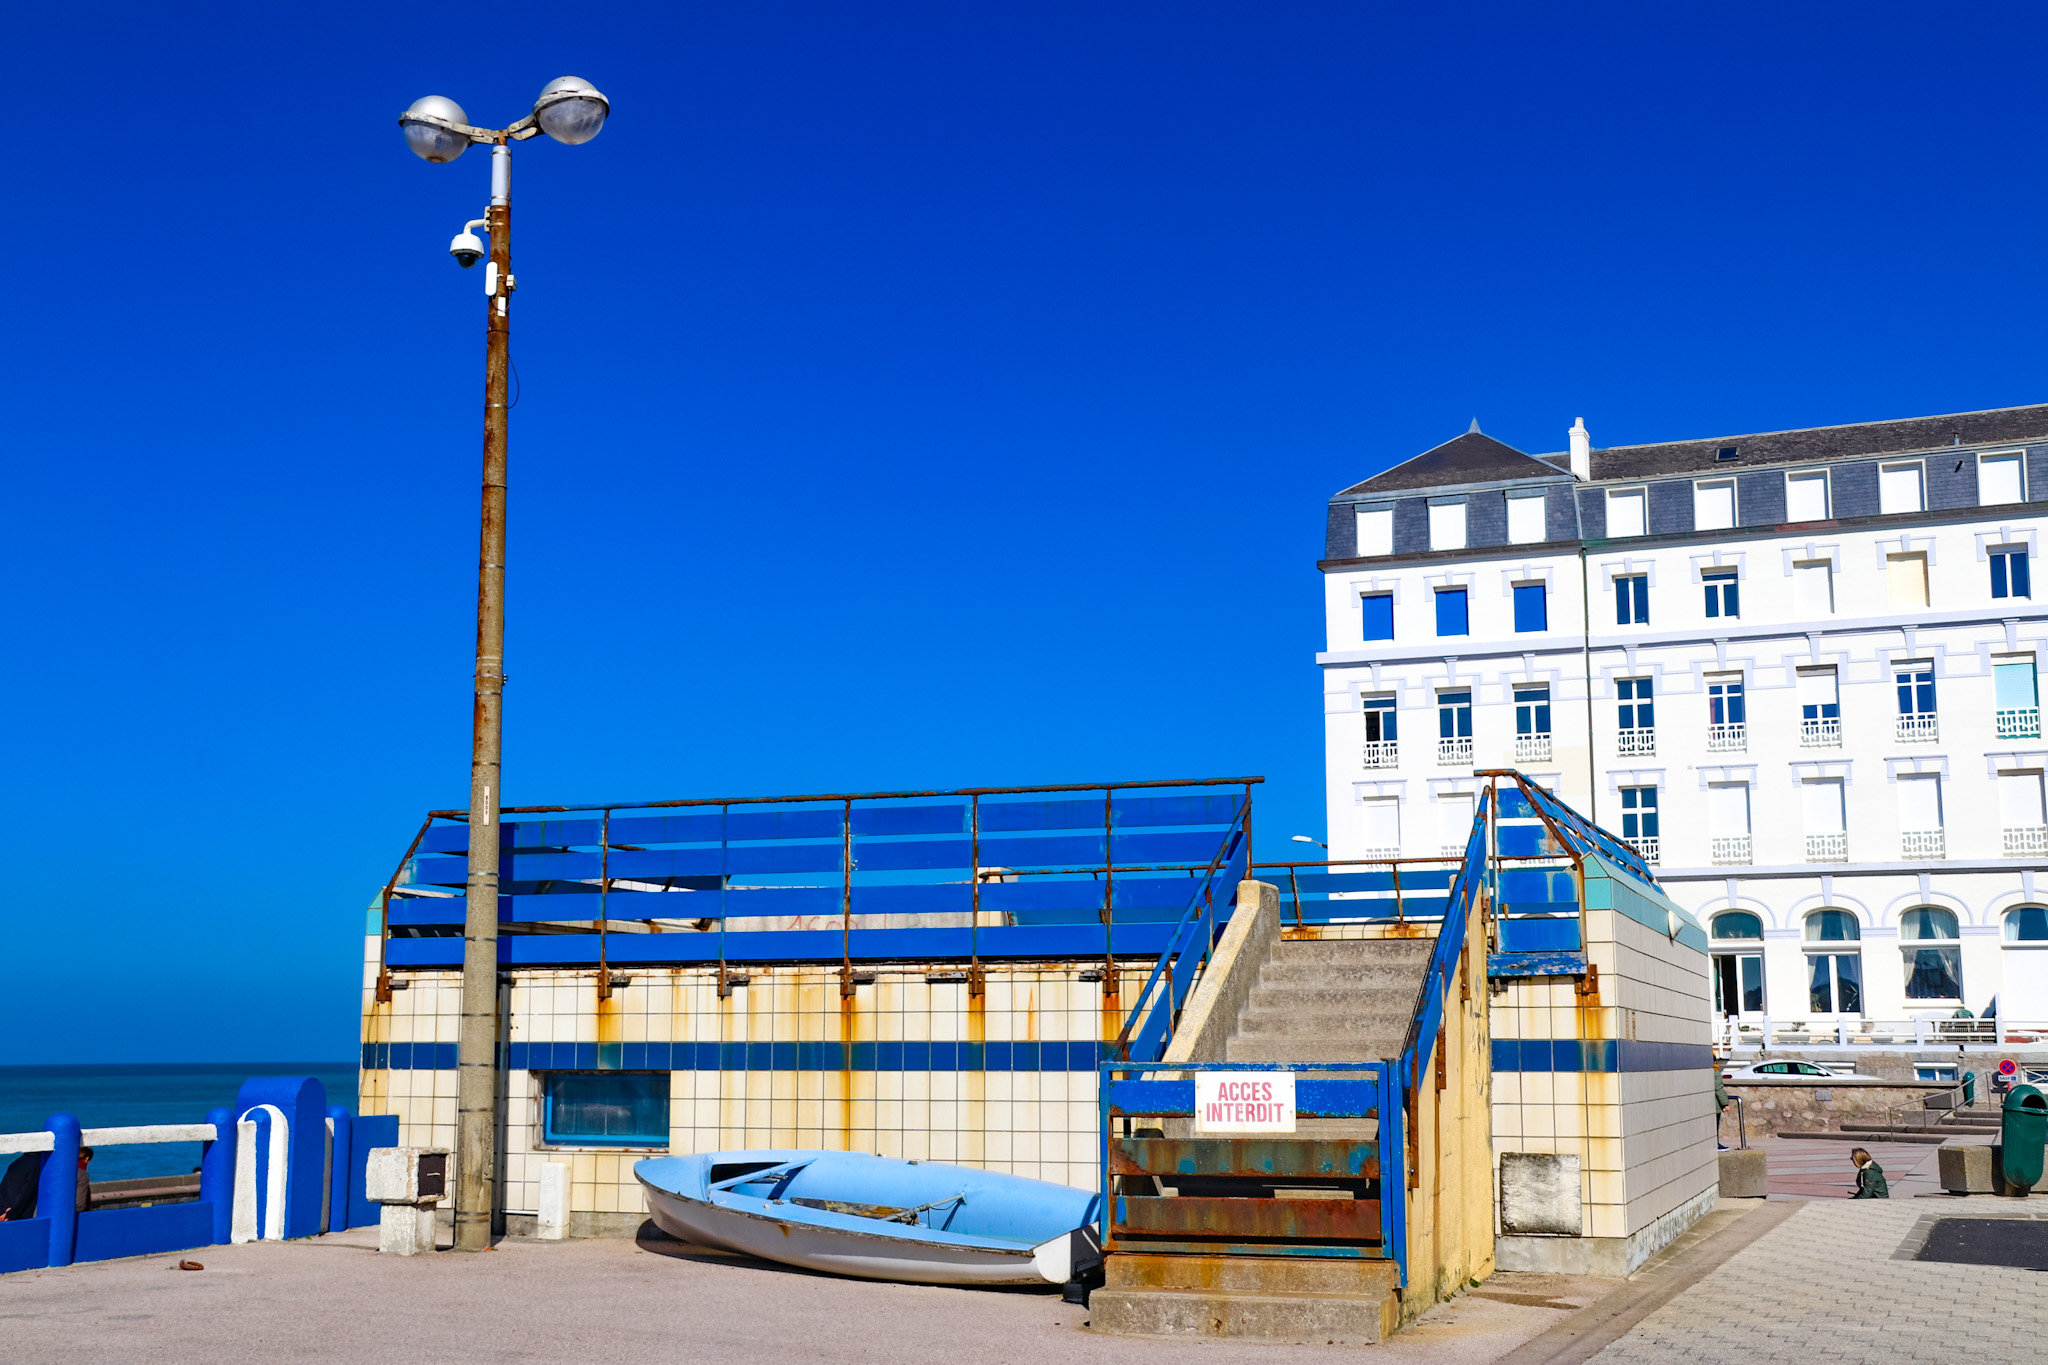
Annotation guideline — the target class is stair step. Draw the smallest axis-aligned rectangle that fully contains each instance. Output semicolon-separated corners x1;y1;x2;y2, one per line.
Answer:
1244;985;1419;1012
1227;1036;1402;1064
1236;1010;1412;1037
1255;961;1430;988
1269;938;1432;964
1088;1287;1396;1345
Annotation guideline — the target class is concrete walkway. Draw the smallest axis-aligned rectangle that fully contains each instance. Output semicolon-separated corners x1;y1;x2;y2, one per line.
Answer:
0;1225;1610;1365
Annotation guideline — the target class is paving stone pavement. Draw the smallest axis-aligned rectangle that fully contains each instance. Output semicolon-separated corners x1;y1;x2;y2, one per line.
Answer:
1584;1198;2048;1365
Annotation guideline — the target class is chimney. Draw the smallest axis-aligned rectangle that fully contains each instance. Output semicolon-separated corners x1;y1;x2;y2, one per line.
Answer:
1569;417;1591;481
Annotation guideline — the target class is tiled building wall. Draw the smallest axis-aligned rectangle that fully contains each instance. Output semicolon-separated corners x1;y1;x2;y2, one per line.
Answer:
360;956;1136;1220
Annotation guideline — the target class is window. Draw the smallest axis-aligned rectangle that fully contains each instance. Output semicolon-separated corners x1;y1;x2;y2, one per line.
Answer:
1709;782;1751;864
1991;547;2031;599
1792;560;1834;615
1898;774;1944;859
1711;911;1763;939
1808;950;1863;1015
1428;500;1467;551
1515;685;1551;738
543;1073;671;1148
1786;470;1831;522
1620;786;1659;847
1880;462;1925;514
1438;791;1475;854
1711;912;1765;1015
1361;797;1400;855
1435;587;1469;636
1917;1065;1961;1083
1617;677;1654;754
1507;491;1547;544
2006;906;2048;942
1694;479;1736;531
1805;909;1860;943
1999;771;2046;855
1438;690;1473;740
1707;677;1746;726
1886;552;1929;609
1717;446;1740;462
1361;694;1398;767
1895;664;1936;742
1360;593;1394;642
1981;451;2026;506
1615;573;1650;625
1606;488;1647;537
1513;583;1548;632
1802;778;1845;862
1900;907;1962;1000
1996;661;2039;740
1355;506;1394;557
1798;668;1841;748
1703;568;1739;618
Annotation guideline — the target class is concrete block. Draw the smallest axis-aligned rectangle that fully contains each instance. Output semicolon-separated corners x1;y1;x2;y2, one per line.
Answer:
537;1161;570;1240
1719;1149;1767;1198
378;1204;437;1256
364;1147;449;1204
1938;1145;1993;1194
1500;1152;1582;1235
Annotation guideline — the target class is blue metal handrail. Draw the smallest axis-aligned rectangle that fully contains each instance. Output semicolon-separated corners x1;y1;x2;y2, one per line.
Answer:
1113;808;1251;1063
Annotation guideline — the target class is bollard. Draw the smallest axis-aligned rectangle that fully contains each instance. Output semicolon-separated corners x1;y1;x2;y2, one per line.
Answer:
324;1108;353;1233
365;1147;449;1255
537;1161;570;1240
38;1114;80;1267
199;1106;236;1244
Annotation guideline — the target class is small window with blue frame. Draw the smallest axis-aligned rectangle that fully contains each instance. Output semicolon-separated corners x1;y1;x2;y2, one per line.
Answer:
1512;582;1548;632
1703;568;1739;618
543;1072;671;1149
1615;573;1650;625
1514;684;1551;737
1620;786;1658;842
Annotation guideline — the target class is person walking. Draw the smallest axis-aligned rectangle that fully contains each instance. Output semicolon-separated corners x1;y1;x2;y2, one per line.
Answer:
1850;1147;1889;1198
1714;1068;1733;1150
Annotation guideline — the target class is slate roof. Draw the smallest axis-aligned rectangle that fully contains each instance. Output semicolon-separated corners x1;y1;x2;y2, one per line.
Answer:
1338;430;1568;495
1585;402;2048;479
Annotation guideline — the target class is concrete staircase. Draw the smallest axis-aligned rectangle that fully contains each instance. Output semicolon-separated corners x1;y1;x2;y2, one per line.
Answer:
1090;924;1436;1344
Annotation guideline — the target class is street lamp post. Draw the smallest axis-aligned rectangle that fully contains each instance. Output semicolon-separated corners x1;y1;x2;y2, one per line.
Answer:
399;78;609;1252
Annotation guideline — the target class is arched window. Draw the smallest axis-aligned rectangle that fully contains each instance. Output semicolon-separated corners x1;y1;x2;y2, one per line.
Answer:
1900;907;1963;1000
1804;910;1861;942
1711;911;1763;940
1804;910;1863;1013
2005;906;2048;943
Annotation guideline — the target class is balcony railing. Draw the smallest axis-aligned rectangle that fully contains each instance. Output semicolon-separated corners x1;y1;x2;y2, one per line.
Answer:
1706;721;1747;752
1361;845;1401;860
2006;826;2048;857
1901;829;1946;860
1800;717;1841;749
1896;713;1939;744
1805;831;1847;863
1710;835;1752;865
1616;727;1655;757
1632;836;1660;865
1437;736;1473;766
1998;708;2042;740
1361;740;1399;769
1514;734;1552;763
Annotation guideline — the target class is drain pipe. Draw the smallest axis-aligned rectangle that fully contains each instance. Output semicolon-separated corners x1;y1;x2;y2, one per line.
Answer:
1580;545;1596;827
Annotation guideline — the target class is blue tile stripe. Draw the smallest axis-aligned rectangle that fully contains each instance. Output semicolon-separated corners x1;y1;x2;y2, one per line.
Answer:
361;1040;1111;1072
1490;1039;1715;1073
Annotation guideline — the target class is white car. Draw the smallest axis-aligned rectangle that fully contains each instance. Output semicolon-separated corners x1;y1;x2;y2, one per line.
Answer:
1719;1060;1885;1084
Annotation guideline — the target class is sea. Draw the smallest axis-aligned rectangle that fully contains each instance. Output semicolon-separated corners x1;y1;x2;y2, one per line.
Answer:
0;1063;359;1184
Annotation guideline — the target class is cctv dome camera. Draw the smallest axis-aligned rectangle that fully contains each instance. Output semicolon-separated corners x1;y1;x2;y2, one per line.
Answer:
449;229;485;268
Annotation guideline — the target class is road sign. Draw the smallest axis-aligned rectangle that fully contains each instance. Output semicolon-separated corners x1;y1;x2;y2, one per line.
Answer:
2000;1059;2018;1077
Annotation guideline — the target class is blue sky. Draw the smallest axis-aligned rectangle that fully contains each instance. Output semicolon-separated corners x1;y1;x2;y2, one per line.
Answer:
6;4;2044;1062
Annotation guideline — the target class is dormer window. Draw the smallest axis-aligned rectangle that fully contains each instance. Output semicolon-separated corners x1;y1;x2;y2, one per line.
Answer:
1716;446;1739;462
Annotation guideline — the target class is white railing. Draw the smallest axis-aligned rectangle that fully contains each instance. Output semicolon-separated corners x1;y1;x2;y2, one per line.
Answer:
1632;836;1660;864
1360;845;1401;860
1998;708;2041;740
1800;717;1841;749
1617;727;1655;756
1514;734;1552;763
2007;826;2048;857
1901;829;1946;860
1361;740;1399;769
1805;832;1847;863
1439;844;1467;858
1896;713;1939;743
1719;1015;2048;1052
0;1122;217;1155
1711;835;1752;865
1706;721;1747;752
1437;736;1473;766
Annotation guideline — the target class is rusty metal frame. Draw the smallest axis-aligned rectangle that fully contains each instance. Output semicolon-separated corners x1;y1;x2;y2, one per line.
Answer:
374;815;437;1004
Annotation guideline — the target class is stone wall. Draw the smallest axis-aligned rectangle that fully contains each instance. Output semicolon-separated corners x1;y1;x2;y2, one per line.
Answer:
1725;1081;1952;1135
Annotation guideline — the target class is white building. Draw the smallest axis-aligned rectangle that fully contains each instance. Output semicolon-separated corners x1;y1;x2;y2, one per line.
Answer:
1317;405;2048;1039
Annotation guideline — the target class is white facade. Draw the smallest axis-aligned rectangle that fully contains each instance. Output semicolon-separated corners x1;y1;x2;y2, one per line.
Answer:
1319;411;2048;1031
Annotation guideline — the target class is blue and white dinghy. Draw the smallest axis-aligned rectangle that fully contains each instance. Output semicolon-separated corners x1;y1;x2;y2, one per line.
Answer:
634;1150;1102;1286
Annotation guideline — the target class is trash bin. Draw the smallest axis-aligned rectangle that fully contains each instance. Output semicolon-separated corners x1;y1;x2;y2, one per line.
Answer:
1998;1084;2047;1195
1963;1070;1976;1108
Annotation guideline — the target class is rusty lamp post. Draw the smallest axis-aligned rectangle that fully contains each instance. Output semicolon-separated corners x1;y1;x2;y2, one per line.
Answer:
398;77;609;1253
